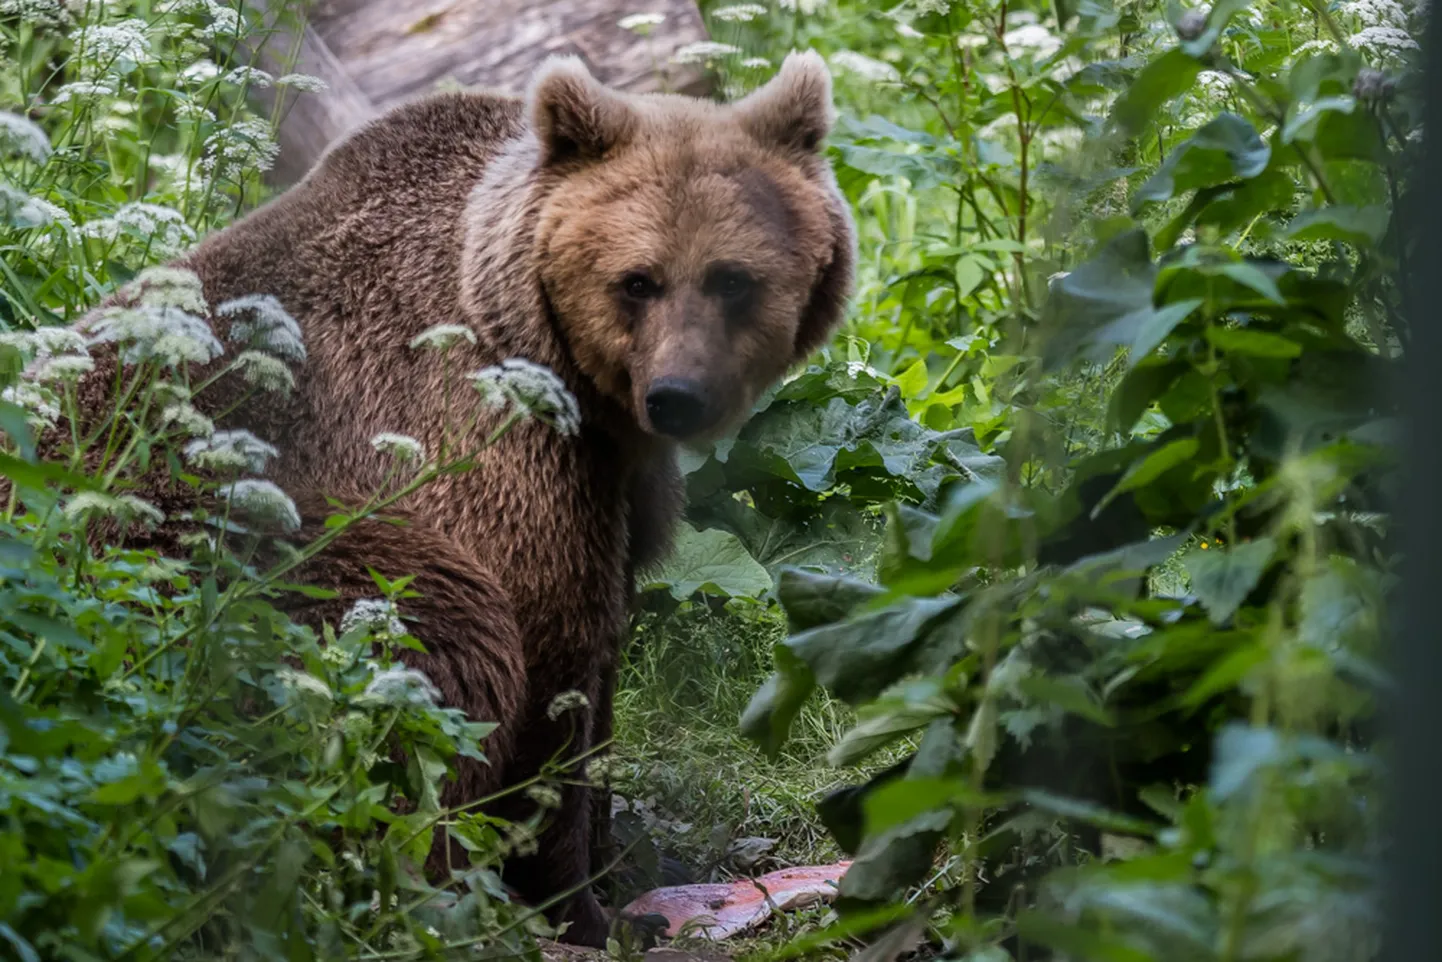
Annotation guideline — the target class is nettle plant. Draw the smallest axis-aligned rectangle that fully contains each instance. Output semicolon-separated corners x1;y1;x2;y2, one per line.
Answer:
0;267;593;958
725;2;1406;960
1;5;596;959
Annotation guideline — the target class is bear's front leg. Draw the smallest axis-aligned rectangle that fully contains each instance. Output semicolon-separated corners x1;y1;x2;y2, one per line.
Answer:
500;685;613;947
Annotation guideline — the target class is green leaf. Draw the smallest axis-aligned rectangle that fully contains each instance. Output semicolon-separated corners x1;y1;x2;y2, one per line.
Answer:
1109;49;1202;137
1133;113;1271;209
1213;262;1286;305
645;523;772;600
954;256;986;299
1183;537;1277;624
828;680;957;767
861;777;996;837
1281;94;1355;144
1209;724;1282;800
777;567;885;632
1016;674;1115;726
1284;205;1390;246
1095;438;1199;516
741;646;817;758
1042;230;1157;370
1204;325;1302;358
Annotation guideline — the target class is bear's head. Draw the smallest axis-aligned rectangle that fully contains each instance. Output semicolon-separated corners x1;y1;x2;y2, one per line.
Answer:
528;51;855;442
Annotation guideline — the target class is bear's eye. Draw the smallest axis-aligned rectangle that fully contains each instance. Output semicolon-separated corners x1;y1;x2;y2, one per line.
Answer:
705;267;757;303
621;272;662;300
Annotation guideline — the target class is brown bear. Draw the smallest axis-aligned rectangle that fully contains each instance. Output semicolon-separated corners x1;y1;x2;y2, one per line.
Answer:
25;51;855;945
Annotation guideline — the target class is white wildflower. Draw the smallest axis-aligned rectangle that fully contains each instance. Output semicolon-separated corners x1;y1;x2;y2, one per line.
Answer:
0;185;74;234
712;4;766;22
1353;24;1420;57
271;666;333;701
956;32;990;49
132;266;208;313
218;294;306;362
469;358;581;436
1341;0;1409;26
160;401;214;439
174;101;216;125
0;112;52;164
218;478;301;532
361;664;441;708
32;353;94;383
618;12;666;31
87;304;223;367
739;56;772;69
223;65;274;89
585;754;613;785
83;203;197;255
829;50;901;83
1;382;60;428
51;79;120;103
340;598;406;638
180;59;221;85
201;1;241;38
276;73;329;93
62;491;164;527
1198;69;1232;95
408;323;476;351
184;429;279;473
0;326;87;361
233;350;294;394
202;117;280;178
778;0;826;12
322;644;355;668
76;20;151;71
671;41;742;65
1295;37;1342;55
0;0;68;27
525;784;563;808
546;689;591;720
371;432;425;462
1003;23;1062;57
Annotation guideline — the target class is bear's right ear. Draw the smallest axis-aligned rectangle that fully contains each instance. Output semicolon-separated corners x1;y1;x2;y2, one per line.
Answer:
528;56;638;166
736;50;836;154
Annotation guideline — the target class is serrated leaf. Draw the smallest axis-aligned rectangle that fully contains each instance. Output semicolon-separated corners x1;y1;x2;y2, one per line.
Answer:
1183;537;1276;624
1205;326;1302;358
645;523;772;600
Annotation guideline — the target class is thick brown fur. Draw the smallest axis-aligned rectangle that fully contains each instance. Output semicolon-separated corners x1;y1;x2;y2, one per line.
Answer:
28;52;854;946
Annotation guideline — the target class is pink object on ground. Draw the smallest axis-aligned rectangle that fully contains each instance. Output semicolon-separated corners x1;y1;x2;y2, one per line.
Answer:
620;862;853;940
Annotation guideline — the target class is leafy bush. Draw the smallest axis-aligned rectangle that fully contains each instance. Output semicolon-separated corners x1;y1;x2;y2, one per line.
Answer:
1;4;577;959
668;0;1409;958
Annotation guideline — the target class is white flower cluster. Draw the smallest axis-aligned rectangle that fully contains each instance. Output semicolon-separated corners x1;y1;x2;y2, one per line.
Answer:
618;12;666;31
0;0;69;27
340;598;406;638
371;432;425;462
408;323;476;351
181;59;222;85
233;350;294;394
0;381;60;429
202;117;280;179
276;73;329;93
81;202;197;256
1342;0;1409;27
0;185;73;235
671;41;742;65
1;327;92;402
62;491;165;528
75;19;152;73
51;79;121;104
712;3;766;22
469;358;581;436
218;294;306;362
778;0;827;12
1003;23;1063;57
223;65;274;89
546;689;591;720
361;664;441;708
88;304;223;368
271;666;333;701
184;428;278;473
218;478;301;531
1353;24;1420;58
0;111;51;164
829;50;901;83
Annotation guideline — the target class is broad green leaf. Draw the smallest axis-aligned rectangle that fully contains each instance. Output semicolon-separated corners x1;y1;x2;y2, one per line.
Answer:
1209;724;1282;800
1133;113;1271;209
955;256;986;299
1017;674;1115;726
1109;49;1202;137
828;679;957;767
1205;326;1302;358
1183;537;1277;624
741;646;817;758
1042;229;1157;370
645;524;772;600
1282;94;1356;144
1284;205;1390;246
1213;262;1285;305
1096;438;1199;515
777;567;885;631
861;777;997;837
893;358;928;399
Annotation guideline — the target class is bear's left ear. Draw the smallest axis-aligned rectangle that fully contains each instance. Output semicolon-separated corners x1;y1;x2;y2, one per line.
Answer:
528;56;638;165
736;50;836;153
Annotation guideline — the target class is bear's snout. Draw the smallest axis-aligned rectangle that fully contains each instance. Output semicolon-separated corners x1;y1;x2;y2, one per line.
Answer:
644;376;717;438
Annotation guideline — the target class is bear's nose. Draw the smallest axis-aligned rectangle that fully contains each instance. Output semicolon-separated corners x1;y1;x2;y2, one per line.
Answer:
645;377;712;438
